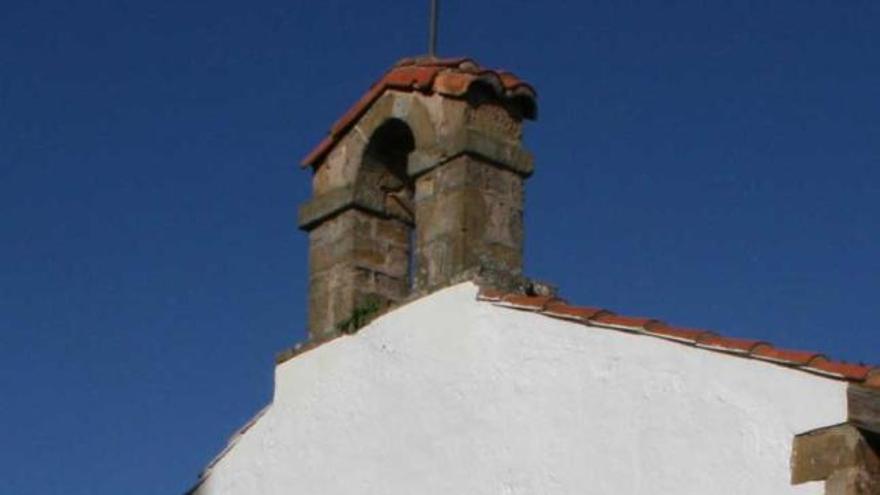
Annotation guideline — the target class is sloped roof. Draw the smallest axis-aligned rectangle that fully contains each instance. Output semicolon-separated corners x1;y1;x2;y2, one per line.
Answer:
478;287;880;388
301;57;538;168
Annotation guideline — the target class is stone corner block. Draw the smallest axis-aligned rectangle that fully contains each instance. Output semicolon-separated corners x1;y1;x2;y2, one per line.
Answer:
298;185;386;231
792;424;880;487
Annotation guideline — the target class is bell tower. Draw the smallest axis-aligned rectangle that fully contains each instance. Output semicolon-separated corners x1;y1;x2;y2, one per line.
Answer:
299;57;538;340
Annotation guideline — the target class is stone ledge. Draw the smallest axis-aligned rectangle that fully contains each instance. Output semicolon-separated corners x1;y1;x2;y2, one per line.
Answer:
408;128;533;178
299;185;411;230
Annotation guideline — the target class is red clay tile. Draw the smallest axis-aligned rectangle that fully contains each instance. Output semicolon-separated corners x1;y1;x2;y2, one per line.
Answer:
384;66;440;91
750;347;824;366
497;72;537;97
302;58;538;168
542;302;607;322
477;290;877;385
642;324;713;344
696;335;767;354
497;71;521;89
589;314;658;331
434;71;475;97
803;360;874;381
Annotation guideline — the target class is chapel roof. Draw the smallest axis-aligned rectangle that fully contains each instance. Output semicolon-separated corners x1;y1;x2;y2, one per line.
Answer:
301;57;538;168
477;287;880;388
274;283;879;389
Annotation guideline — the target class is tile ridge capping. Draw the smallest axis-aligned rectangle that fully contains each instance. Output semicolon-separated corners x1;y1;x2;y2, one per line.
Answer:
477;287;878;388
301;58;537;168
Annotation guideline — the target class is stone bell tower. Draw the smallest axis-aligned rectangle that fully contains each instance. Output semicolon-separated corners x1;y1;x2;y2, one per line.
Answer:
299;57;538;340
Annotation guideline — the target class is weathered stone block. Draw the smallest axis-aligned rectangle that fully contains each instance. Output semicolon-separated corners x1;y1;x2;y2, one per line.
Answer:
415;235;466;291
481;242;523;274
375;218;410;246
431;157;470;193
467;102;523;141
414;188;468;245
826;466;880;495
483;198;523;248
792;424;880;494
792;426;867;484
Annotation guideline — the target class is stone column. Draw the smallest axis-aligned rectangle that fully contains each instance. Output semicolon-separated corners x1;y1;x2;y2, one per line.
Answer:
413;155;524;292
301;205;410;341
410;100;533;294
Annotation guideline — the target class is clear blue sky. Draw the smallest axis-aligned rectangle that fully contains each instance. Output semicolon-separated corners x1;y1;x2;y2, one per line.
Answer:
2;1;878;493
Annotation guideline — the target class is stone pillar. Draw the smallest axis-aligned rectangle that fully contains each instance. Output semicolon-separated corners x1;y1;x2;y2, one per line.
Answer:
302;207;410;341
409;100;533;294
413;154;525;292
299;117;416;341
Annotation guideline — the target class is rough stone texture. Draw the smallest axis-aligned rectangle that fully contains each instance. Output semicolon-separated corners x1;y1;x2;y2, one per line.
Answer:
791;424;880;494
825;467;880;495
413;154;524;293
466;99;523;141
306;210;411;340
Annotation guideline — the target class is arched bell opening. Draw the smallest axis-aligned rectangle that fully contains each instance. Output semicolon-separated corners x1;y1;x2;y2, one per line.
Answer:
361;118;416;225
355;118;417;299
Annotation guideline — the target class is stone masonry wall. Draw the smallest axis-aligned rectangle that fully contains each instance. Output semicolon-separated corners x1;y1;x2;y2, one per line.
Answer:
413;154;524;293
307;209;410;340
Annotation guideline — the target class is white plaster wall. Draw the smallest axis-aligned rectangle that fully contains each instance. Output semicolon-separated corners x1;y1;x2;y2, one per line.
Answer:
197;282;847;495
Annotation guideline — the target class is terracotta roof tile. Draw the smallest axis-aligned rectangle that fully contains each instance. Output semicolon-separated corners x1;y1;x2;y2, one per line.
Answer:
589;313;661;332
383;65;439;90
498;71;523;88
802;358;874;381
642;324;714;344
302;57;537;168
750;346;824;366
477;286;879;388
434;71;476;96
696;335;767;355
543;301;607;322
